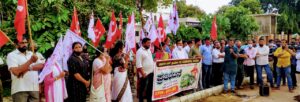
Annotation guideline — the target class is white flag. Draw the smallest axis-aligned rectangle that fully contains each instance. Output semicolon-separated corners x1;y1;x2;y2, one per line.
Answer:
125;13;136;53
169;2;179;35
144;14;153;33
87;13;95;42
39;37;63;83
62;29;86;71
148;24;158;43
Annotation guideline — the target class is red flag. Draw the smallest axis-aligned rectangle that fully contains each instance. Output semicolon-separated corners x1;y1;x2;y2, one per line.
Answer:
70;7;81;36
210;16;217;40
0;30;9;48
105;11;117;49
14;0;27;42
93;19;106;47
157;15;166;43
116;12;123;40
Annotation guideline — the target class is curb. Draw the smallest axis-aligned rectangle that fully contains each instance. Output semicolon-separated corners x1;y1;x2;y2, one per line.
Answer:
167;77;251;102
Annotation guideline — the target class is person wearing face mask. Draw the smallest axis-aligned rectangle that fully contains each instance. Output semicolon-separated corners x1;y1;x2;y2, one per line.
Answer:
243;40;257;89
136;38;154;102
200;38;213;89
256;38;274;88
66;42;90;102
6;37;44;102
273;39;296;93
172;40;188;59
212;42;225;86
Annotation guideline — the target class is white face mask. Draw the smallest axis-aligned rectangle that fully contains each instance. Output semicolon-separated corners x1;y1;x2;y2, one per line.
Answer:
178;46;183;50
248;44;253;48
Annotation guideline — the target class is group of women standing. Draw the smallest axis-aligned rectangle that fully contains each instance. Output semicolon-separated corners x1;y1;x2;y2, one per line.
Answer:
43;41;133;102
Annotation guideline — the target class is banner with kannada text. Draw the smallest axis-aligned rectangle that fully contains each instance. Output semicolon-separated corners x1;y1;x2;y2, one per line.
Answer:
152;59;201;100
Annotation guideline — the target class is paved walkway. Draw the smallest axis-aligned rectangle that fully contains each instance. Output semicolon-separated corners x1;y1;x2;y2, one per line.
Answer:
200;84;300;102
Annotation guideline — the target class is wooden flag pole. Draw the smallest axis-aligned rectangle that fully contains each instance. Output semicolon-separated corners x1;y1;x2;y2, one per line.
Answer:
0;30;16;46
25;0;34;53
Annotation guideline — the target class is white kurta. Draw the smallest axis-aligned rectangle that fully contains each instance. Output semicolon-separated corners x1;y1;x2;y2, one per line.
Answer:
111;67;133;102
46;63;68;102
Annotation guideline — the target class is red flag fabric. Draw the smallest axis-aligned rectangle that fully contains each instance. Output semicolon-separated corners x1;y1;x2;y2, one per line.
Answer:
116;12;123;40
93;19;106;47
0;30;9;48
14;0;27;42
210;16;217;40
105;11;118;49
70;7;81;36
157;15;166;43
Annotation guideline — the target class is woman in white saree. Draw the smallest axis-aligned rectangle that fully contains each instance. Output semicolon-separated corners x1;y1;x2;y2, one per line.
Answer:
90;46;112;102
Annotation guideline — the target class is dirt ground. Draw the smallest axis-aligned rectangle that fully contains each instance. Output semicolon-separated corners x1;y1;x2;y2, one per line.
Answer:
198;85;300;102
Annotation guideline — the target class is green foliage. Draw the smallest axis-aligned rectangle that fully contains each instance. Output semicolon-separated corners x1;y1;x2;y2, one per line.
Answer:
239;0;263;14
0;0;140;58
170;24;201;42
200;15;231;40
221;6;259;40
177;1;206;18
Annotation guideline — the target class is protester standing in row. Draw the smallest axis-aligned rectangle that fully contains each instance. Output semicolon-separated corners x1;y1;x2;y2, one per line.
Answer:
136;38;154;102
200;38;213;89
256;39;274;87
6;37;44;102
90;46;112;102
243;40;257;89
235;40;246;89
172;40;188;59
274;39;295;92
111;41;133;102
223;39;238;93
212;41;224;86
66;42;90;102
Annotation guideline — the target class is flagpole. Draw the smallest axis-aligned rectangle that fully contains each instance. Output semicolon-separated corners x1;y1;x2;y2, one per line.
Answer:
71;31;103;54
25;0;34;53
0;30;16;46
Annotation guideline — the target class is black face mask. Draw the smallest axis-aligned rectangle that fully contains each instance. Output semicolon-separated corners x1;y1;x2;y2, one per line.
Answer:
144;45;150;50
83;48;88;53
276;44;280;47
74;51;82;56
259;44;263;47
18;46;27;53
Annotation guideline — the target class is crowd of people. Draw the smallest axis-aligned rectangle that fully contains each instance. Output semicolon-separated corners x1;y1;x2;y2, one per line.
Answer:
4;35;300;102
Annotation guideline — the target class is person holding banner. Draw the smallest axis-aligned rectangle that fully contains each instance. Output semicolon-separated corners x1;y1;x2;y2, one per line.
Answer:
111;41;133;102
90;46;112;102
136;38;155;102
172;40;188;59
200;38;213;89
223;39;238;94
66;42;90;102
154;42;171;60
6;38;44;102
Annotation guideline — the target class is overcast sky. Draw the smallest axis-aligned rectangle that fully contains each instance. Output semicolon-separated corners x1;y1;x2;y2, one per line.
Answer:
185;0;231;14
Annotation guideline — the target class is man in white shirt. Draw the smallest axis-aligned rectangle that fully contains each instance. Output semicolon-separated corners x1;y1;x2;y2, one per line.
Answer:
6;38;44;102
243;40;257;89
184;41;193;54
256;38;274;87
212;42;225;86
172;40;188;59
136;38;155;102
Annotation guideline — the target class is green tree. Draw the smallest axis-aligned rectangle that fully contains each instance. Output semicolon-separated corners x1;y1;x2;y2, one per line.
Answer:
200;15;231;40
239;0;263;14
0;0;139;57
171;24;201;42
177;0;206;18
222;6;259;40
